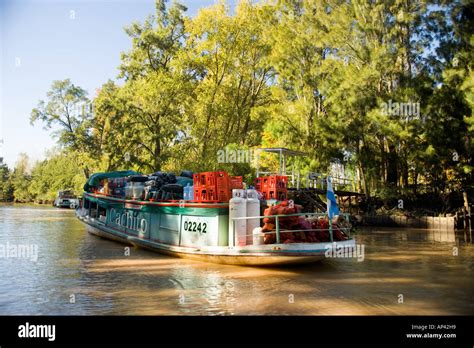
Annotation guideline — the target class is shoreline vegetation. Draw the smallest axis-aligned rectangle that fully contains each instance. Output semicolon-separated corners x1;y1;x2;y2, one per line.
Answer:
0;0;472;218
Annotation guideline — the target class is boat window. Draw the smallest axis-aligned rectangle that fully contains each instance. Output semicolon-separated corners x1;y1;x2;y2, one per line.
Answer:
98;205;107;216
98;205;107;222
90;202;99;218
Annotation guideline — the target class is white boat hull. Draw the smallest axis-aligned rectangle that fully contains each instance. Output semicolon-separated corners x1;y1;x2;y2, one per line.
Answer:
81;216;354;266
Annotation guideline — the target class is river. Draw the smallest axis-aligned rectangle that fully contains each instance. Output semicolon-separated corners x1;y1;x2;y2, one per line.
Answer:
0;204;472;315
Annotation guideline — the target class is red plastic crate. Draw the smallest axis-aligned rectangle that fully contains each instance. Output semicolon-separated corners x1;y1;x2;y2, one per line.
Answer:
206;172;217;188
230;176;243;189
205;188;217;201
193;187;201;201
278;175;288;189
265;175;287;189
193;171;247;202
216;188;231;202
254;175;288;200
193;173;205;188
265;188;287;201
194;187;218;202
254;177;263;191
193;172;218;188
216;171;230;189
193;171;233;202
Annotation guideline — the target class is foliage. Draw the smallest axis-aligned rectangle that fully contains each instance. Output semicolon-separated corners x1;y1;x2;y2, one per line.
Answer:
28;150;86;202
30;79;93;151
5;0;471;207
0;162;14;201
10;153;33;202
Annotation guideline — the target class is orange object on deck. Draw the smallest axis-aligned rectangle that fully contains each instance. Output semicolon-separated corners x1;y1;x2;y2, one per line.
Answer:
254;175;288;201
230;176;243;189
193;171;236;202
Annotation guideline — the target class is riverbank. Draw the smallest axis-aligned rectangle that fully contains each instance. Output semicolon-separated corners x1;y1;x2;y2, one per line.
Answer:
361;214;455;229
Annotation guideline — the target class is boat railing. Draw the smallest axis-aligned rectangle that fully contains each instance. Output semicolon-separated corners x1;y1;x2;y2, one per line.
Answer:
230;212;351;246
86;192;230;204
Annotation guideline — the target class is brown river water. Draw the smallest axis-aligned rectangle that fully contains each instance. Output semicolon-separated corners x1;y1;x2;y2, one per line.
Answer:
0;204;473;315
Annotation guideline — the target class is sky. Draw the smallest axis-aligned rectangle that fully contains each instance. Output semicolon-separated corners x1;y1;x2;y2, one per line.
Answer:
0;0;236;168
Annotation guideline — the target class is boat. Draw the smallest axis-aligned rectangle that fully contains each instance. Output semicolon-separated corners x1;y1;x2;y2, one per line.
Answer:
53;190;79;208
75;170;356;266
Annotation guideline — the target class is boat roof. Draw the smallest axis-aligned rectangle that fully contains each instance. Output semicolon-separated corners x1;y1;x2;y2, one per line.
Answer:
84;170;139;191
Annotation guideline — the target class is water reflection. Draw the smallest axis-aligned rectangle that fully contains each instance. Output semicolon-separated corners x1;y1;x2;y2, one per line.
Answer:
0;204;473;315
361;226;472;244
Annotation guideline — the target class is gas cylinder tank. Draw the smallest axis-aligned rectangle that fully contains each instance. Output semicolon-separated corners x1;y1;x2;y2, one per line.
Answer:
246;189;261;245
228;189;247;247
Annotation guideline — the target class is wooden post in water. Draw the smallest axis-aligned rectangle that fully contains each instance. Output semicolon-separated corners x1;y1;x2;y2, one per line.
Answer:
463;207;467;230
467;206;472;235
463;192;469;232
462;192;473;242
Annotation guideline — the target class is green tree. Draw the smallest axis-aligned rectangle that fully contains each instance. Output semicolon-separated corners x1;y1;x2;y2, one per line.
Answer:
28;150;85;202
433;0;474;193
30;79;94;177
11;153;32;202
92;80;132;171
0;162;14;201
28;0;473;210
31;79;92;149
183;1;273;170
112;0;192;172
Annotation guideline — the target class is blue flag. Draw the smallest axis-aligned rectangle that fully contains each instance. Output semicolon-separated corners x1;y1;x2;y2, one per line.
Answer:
326;176;340;219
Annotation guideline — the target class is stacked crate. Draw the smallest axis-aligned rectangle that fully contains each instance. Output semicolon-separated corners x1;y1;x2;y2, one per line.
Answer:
217;171;234;202
193;171;243;202
193;172;216;202
254;175;288;201
230;176;243;190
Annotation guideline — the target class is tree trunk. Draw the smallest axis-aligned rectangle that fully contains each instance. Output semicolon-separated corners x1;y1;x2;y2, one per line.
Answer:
359;162;369;199
379;136;386;184
413;170;418;195
356;140;369;199
387;143;398;185
153;120;161;172
402;162;409;189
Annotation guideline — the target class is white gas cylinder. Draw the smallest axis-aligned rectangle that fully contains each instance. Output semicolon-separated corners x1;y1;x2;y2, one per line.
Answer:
228;189;247;247
246;189;261;245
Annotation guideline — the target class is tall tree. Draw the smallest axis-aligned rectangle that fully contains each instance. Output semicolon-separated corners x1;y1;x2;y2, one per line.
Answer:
114;0;192;172
31;79;92;150
11;153;32;202
0;162;14;202
183;1;273;170
30;79;94;177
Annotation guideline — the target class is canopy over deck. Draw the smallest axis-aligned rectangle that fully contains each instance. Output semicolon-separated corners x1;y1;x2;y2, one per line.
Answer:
255;148;361;194
256;148;308;187
258;148;308;157
84;170;139;192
